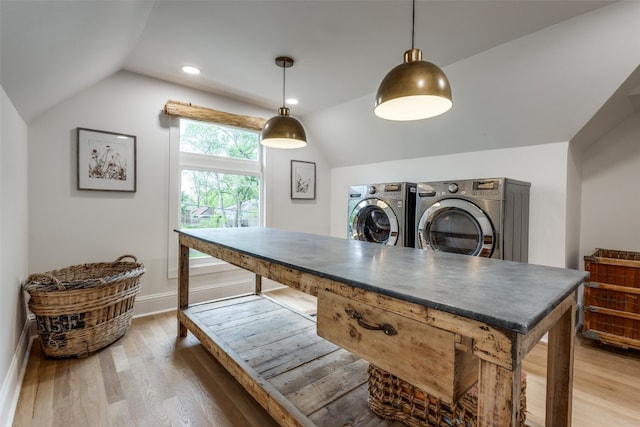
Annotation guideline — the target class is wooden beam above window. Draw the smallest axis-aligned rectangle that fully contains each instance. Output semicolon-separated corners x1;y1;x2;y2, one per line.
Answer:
163;100;267;131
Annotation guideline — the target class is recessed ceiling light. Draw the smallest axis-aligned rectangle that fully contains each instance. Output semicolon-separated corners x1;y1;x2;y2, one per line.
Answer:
286;98;299;105
181;65;202;75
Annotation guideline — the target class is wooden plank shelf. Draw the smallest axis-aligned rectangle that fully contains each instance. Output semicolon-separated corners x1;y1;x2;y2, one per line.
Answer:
178;294;396;427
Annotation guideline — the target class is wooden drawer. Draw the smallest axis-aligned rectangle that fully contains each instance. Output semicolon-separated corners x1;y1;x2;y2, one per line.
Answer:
316;288;477;403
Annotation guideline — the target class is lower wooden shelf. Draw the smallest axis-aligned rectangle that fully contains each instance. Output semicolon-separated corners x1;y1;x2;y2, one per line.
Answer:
178;294;395;427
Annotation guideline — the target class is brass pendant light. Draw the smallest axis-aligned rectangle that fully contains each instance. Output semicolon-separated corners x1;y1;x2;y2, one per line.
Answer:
374;0;452;121
261;56;307;148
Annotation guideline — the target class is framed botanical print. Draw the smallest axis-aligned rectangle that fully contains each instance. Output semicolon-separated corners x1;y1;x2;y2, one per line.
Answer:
77;127;137;192
290;160;316;200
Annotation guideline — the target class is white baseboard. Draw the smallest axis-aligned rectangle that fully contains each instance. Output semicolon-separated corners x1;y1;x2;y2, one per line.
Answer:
0;318;34;427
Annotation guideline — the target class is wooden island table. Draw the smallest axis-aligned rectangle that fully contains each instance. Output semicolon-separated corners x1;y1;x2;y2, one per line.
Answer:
175;227;588;427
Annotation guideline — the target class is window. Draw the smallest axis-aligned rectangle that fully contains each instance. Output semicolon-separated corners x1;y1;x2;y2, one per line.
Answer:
168;117;263;277
180;119;261;232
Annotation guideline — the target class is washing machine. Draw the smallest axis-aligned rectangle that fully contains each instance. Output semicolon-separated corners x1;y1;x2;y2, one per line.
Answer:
415;178;530;261
348;182;416;247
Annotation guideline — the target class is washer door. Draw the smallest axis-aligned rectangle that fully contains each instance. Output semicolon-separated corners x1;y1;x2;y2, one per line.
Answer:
417;198;495;257
349;199;399;245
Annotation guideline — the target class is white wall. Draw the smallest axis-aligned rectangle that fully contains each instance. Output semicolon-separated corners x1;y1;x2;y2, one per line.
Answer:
28;71;330;315
581;112;640;257
306;1;640;168
264;138;330;236
0;86;29;426
331;142;570;268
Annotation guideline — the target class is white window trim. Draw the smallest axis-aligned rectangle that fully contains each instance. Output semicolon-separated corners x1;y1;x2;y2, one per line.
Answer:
166;117;264;279
180;152;260;175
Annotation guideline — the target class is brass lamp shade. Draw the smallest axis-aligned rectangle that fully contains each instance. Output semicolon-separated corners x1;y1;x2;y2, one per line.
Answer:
261;56;307;149
375;48;452;121
261;107;307;149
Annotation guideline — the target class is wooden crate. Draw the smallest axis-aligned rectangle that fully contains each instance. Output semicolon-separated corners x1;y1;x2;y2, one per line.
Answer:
583;248;640;350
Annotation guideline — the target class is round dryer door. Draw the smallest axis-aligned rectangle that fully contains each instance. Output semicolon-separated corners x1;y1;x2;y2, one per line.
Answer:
417;198;495;257
349;199;399;245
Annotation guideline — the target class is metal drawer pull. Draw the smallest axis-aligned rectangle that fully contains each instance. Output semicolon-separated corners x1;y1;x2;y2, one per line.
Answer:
345;308;398;336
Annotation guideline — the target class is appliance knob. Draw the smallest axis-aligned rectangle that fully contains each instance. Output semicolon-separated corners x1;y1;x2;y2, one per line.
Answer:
368;186;377;195
448;183;459;193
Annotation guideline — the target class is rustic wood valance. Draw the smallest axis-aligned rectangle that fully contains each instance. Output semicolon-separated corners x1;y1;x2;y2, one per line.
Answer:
163;100;267;131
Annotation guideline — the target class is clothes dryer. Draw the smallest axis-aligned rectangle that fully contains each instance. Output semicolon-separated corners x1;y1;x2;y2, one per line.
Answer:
415;178;530;261
348;182;416;247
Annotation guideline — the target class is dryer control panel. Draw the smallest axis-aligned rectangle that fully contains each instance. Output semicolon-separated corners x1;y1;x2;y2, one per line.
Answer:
429;179;504;198
471;179;501;196
351;183;413;200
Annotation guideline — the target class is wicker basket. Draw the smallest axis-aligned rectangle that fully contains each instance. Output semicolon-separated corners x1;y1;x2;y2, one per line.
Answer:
23;255;145;358
367;364;527;427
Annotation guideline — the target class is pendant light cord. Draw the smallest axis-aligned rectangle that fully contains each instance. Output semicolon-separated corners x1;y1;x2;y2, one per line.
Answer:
411;0;415;49
281;64;286;108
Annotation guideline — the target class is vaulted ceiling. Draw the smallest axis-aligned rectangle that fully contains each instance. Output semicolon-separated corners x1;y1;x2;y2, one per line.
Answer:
2;1;639;167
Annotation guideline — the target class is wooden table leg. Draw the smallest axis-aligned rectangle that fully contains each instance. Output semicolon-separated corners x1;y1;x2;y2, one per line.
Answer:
178;242;190;337
477;360;522;426
545;302;575;427
254;274;262;295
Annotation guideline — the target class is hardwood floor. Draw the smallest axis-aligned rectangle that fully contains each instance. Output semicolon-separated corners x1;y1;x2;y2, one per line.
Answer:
13;288;640;426
522;335;640;427
13;308;281;427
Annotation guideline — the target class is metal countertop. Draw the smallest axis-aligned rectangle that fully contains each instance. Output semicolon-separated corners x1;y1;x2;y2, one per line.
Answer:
176;227;588;334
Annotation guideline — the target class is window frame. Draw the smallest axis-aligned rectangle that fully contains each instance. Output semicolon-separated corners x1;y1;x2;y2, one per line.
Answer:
167;115;265;279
